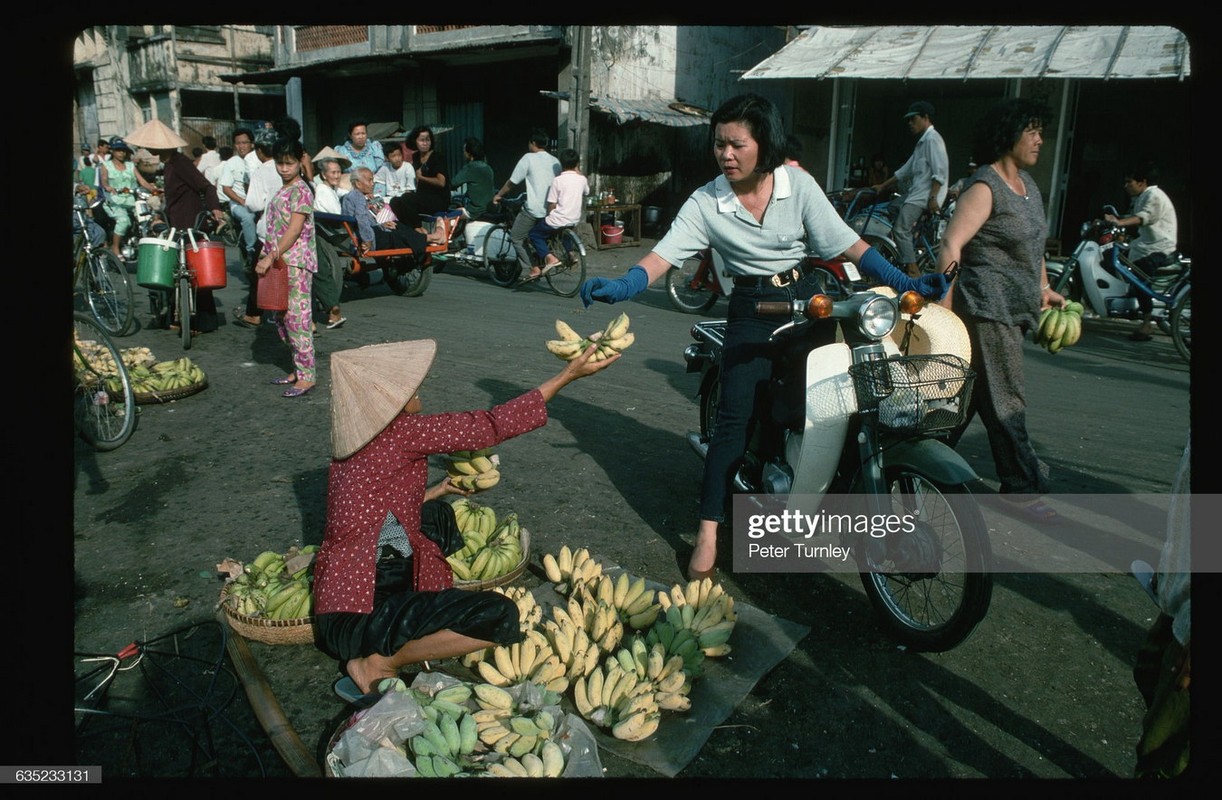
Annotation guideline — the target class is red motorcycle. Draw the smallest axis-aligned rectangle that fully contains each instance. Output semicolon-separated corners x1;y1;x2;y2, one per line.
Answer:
666;249;854;314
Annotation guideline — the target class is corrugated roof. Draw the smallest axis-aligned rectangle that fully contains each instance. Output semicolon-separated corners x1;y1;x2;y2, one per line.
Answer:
741;25;1191;81
541;91;710;127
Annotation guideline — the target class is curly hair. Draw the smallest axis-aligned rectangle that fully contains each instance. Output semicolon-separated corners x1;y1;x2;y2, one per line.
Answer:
974;97;1050;164
709;93;788;174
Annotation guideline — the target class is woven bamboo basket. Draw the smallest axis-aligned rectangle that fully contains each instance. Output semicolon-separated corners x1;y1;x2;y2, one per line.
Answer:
453;527;530;591
219;584;315;645
135;378;208;405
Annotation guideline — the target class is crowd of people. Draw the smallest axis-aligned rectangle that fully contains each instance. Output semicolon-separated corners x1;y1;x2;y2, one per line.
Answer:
76;96;1186;776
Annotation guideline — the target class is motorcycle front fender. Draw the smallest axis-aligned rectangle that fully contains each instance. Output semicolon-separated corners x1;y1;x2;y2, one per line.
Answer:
878;437;979;486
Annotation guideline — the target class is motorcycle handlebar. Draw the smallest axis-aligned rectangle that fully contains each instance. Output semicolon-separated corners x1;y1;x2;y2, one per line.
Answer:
755;300;798;317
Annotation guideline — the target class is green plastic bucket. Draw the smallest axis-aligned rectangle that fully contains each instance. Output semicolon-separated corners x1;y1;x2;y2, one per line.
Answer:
136;237;179;289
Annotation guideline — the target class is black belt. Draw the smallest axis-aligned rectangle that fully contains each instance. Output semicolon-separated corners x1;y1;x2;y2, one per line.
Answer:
733;267;802;288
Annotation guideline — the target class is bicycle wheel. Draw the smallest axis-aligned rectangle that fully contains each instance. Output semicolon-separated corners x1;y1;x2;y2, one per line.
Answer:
85;250;136;337
483;225;519;287
857;470;993;652
545;230;586;297
1170;286;1190;363
666;254;719;314
73;311;137;451
177;275;192;350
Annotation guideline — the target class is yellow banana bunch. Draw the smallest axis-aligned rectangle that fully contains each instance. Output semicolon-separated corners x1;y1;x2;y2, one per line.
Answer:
450;497;497;540
447;449;501;492
493;585;544;631
474;706;558;761
571;659;661;741
482;739;566;777
119;345;155;368
223;545;314;620
1034;301;1084;353
540;545;604;595
138;356;207;392
655;577;737;656
541;612;601;680
609;637;693;712
592;572;663;630
561;585;625;657
476;629;569;694
544;313;635;362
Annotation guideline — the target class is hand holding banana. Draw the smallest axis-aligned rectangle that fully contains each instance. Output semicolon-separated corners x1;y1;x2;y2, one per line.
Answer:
545;314;635;362
1034;301;1084;353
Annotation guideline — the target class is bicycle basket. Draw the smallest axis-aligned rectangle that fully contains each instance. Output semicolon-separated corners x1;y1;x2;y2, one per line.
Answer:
849;353;974;434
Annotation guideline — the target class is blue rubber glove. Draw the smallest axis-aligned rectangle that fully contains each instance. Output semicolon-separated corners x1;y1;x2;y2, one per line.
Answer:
857;247;948;300
579;265;650;308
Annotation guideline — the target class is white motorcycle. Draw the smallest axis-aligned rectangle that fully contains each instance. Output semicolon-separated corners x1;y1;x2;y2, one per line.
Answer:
683;274;993;651
1045;205;1191;361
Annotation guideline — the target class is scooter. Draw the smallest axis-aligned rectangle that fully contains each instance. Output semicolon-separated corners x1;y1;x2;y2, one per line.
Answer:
682;274;993;651
666;249;854;315
1046;205;1191;333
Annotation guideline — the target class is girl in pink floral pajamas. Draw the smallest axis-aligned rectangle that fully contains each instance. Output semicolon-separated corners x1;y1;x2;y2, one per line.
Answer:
255;137;318;398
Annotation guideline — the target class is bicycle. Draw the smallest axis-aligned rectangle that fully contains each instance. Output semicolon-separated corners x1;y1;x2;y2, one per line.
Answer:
481;195;588;297
74;192;135;337
836;188;947;278
73;310;137;450
142;214;226;351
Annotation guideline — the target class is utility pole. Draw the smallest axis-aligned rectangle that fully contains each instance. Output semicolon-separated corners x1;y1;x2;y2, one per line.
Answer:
567;26;592;164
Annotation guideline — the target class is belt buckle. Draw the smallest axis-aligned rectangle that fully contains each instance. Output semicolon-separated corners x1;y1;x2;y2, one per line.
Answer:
770;268;797;288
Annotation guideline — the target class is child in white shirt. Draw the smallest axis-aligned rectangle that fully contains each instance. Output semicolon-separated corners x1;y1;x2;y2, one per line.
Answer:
527;148;589;277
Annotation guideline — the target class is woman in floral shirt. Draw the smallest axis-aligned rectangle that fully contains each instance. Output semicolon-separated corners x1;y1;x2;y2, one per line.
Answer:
255;137;317;398
314;338;619;697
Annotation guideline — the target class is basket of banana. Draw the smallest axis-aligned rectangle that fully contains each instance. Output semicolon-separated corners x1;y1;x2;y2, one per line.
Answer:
216;545;318;645
131;356;209;404
446;498;530;590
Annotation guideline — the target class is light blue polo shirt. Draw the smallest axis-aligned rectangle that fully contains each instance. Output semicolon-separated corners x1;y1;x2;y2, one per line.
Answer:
653;165;859;277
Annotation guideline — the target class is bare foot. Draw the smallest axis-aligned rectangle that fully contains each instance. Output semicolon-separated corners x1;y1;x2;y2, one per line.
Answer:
345;654;397;695
687;531;718;581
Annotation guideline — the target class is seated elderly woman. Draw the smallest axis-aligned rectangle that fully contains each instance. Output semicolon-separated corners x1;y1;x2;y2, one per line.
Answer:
312;150;352;329
340;166;430;259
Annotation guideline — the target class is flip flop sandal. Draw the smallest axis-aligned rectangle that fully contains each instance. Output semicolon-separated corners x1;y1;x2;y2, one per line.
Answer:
333;676;382;708
271;374;298;385
326;316;347;330
282;385;315;398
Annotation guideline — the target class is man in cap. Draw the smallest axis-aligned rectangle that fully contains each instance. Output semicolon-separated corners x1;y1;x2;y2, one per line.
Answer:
871;101;949;278
313;338;620;697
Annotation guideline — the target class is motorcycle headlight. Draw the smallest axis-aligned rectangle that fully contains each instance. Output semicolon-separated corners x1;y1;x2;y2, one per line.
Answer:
857;295;897;339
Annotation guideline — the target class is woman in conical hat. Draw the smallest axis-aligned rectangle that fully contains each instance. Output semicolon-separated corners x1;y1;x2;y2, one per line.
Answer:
313;337;619;697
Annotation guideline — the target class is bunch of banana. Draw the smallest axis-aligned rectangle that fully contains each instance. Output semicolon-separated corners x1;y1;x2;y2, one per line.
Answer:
642;617;706;678
588;572;663;630
555;587;625;657
481;740;566;777
223;545;318;619
450;497;497;539
494;585;544;631
126;357;208;394
476;629;569;694
1034;301;1084;353
409;706;480;777
571;659;661;741
609;637;693;713
540;545;604;595
120;345;155;369
447;513;524;582
473;706;559;759
540;613;601;680
544;313;635;362
655;577;738;657
447;448;501;492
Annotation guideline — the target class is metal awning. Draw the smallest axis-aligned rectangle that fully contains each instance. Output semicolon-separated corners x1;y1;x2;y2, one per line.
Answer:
541;91;710;127
741;25;1191;81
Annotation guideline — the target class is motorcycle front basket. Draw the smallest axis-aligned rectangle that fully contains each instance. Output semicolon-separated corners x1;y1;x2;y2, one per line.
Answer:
849;353;974;434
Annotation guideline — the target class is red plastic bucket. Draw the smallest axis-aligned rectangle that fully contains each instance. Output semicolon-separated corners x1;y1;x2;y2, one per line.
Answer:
186;240;228;289
601;224;624;245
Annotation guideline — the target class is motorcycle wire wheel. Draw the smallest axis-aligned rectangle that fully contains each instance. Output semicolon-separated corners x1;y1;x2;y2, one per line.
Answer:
856;469;993;651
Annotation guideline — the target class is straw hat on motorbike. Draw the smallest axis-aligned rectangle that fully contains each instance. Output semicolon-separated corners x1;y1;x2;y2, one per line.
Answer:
868;285;972;363
330;339;437;460
124;119;189;151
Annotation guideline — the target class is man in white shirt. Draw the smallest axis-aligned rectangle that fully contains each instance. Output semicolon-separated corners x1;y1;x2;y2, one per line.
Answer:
871;101;948;277
218;128;256;265
233;128;282;329
491;130;561;274
525;148;589;279
1104;163;1181;342
197;135;222;185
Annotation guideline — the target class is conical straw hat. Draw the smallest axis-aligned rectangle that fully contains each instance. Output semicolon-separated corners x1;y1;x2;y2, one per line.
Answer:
331;340;437;460
125;118;189;150
312;145;353;171
869;286;972;363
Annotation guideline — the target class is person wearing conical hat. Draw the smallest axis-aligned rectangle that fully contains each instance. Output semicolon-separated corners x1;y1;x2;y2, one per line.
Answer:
313;338;619;696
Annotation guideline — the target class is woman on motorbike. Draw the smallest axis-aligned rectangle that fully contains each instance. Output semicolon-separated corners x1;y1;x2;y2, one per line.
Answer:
935;97;1064;523
580;93;948;582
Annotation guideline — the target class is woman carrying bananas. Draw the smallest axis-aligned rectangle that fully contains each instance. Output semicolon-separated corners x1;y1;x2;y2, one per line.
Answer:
934;97;1065;524
579;93;949;582
313;338;619;698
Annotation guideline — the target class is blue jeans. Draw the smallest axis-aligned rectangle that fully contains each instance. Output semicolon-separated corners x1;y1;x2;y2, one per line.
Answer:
230;201;258;255
698;269;830;522
527;218;560;262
